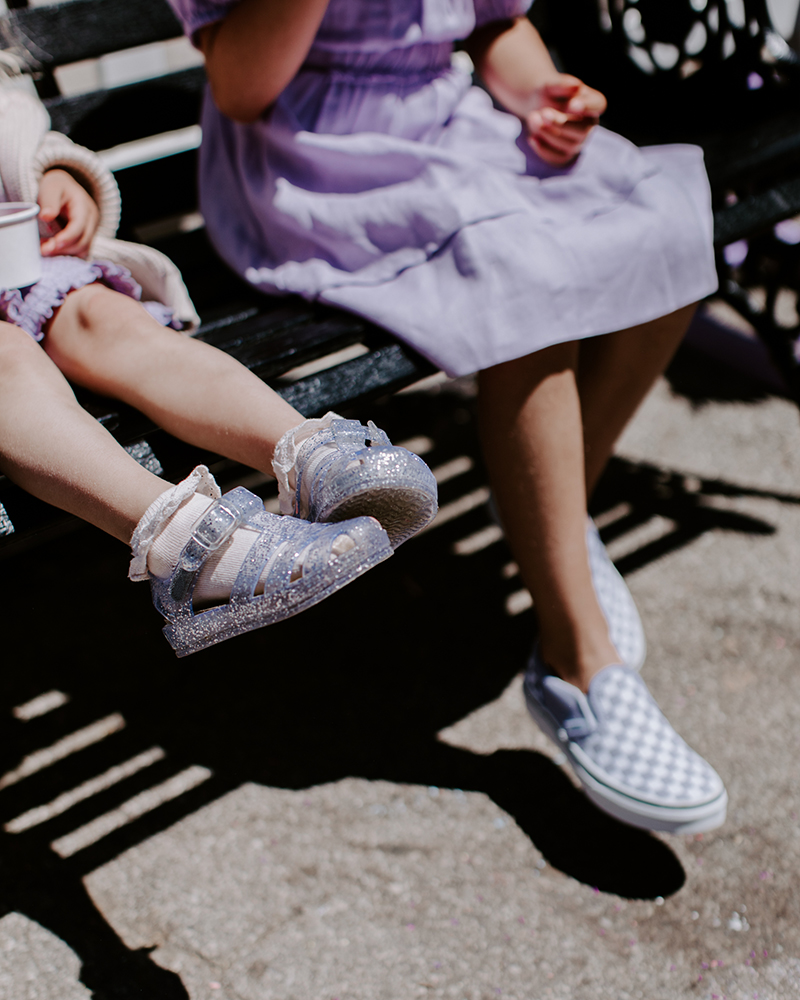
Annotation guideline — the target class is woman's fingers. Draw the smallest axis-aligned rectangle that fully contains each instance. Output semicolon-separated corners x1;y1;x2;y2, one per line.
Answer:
542;77;607;118
527;132;574;166
525;74;605;166
527;126;580;165
526;110;596;163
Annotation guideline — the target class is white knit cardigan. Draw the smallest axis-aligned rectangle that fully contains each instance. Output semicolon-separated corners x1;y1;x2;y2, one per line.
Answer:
0;79;200;330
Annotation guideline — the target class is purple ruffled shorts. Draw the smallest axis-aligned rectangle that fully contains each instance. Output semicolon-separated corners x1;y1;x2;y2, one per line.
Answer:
0;255;179;341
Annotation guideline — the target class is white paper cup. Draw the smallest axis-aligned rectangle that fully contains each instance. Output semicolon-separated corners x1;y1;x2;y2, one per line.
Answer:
0;202;42;291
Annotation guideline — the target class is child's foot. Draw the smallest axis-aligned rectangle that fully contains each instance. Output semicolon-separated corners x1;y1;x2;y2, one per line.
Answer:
524;646;727;833
130;466;393;656
273;413;438;548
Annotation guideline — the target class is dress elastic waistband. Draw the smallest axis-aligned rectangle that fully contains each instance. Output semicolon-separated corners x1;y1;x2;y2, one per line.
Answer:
303;41;454;78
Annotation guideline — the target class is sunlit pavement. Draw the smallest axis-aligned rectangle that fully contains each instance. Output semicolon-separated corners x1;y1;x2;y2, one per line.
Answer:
1;339;800;1000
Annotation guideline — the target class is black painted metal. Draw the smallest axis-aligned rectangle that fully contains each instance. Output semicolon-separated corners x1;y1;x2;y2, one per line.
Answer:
44;67;205;142
538;0;800;409
713;177;800;245
2;0;182;68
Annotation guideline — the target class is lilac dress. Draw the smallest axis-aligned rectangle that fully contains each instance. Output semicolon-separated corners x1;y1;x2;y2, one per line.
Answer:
169;0;717;377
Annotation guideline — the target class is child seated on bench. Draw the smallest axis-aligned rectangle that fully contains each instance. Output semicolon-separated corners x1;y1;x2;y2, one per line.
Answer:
167;0;728;833
0;72;438;656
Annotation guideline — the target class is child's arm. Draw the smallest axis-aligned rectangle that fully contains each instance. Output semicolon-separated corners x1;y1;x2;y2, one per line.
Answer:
465;17;606;166
0;85;121;239
197;0;330;123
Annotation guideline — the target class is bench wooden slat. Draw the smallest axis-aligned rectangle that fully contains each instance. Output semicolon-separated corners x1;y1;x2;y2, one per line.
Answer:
199;309;380;377
276;343;434;415
3;0;183;69
713;175;800;246
43;66;205;140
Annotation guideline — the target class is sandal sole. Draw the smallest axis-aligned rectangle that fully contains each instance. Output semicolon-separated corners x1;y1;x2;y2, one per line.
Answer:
163;529;393;656
322;485;438;548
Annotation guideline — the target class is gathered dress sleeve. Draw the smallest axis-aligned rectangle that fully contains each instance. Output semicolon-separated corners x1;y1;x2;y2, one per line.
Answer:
166;0;240;44
473;0;533;26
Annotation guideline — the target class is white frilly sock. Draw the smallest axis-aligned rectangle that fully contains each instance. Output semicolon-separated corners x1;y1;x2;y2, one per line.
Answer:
271;411;343;516
129;466;265;603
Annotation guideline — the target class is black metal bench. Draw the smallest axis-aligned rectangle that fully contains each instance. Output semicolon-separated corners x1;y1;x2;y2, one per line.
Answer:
0;0;436;554
536;0;800;404
2;0;798;553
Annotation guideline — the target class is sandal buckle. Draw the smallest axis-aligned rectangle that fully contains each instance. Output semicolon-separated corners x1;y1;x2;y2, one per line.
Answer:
180;501;241;574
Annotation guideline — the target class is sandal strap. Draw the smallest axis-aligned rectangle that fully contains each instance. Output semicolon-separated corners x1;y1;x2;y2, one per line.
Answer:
227;511;279;603
328;418;390;448
272;411;341;515
167;488;263;605
292;419;392;518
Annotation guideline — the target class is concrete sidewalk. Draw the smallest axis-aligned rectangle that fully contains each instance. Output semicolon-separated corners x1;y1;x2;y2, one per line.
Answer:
1;348;799;1000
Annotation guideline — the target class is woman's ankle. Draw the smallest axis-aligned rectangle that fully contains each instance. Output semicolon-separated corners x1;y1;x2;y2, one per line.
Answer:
539;634;621;693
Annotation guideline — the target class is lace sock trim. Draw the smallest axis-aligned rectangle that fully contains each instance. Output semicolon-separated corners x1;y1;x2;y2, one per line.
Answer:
128;465;221;581
271;411;342;516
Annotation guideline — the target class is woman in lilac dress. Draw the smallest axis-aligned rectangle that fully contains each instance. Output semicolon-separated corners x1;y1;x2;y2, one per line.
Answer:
168;0;728;833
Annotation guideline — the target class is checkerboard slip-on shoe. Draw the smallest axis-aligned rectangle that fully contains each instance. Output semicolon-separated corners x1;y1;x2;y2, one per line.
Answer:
524;651;727;834
587;518;646;672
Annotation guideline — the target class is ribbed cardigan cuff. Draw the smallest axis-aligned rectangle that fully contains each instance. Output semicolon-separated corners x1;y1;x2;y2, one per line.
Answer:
31;132;122;238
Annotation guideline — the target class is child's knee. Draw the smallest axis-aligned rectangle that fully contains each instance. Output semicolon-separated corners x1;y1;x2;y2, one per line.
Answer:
61;282;120;334
50;282;155;352
0;321;44;375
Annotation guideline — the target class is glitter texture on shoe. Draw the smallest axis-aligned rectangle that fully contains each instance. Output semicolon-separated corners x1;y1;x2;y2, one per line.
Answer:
294;419;438;548
150;486;392;656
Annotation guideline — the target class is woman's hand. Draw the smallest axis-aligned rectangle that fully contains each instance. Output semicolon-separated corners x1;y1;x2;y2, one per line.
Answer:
523;76;606;167
38;169;100;257
466;19;606;167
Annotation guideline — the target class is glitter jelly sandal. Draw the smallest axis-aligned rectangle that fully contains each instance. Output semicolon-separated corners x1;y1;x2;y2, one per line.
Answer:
134;474;392;656
274;416;438;548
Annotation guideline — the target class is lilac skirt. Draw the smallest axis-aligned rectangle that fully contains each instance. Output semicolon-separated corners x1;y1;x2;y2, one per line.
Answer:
0;256;178;341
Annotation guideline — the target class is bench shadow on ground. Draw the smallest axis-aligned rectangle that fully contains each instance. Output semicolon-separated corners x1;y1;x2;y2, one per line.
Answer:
1;343;797;999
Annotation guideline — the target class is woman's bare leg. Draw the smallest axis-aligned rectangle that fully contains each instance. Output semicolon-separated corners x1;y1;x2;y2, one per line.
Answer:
479;342;617;691
578;304;696;497
44;284;305;476
477;305;695;692
0;322;168;541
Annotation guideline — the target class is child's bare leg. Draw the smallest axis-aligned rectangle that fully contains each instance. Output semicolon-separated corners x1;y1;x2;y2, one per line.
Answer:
577;305;696;496
478;342;617;692
42;284;438;549
43;284;303;475
0;322;168;541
